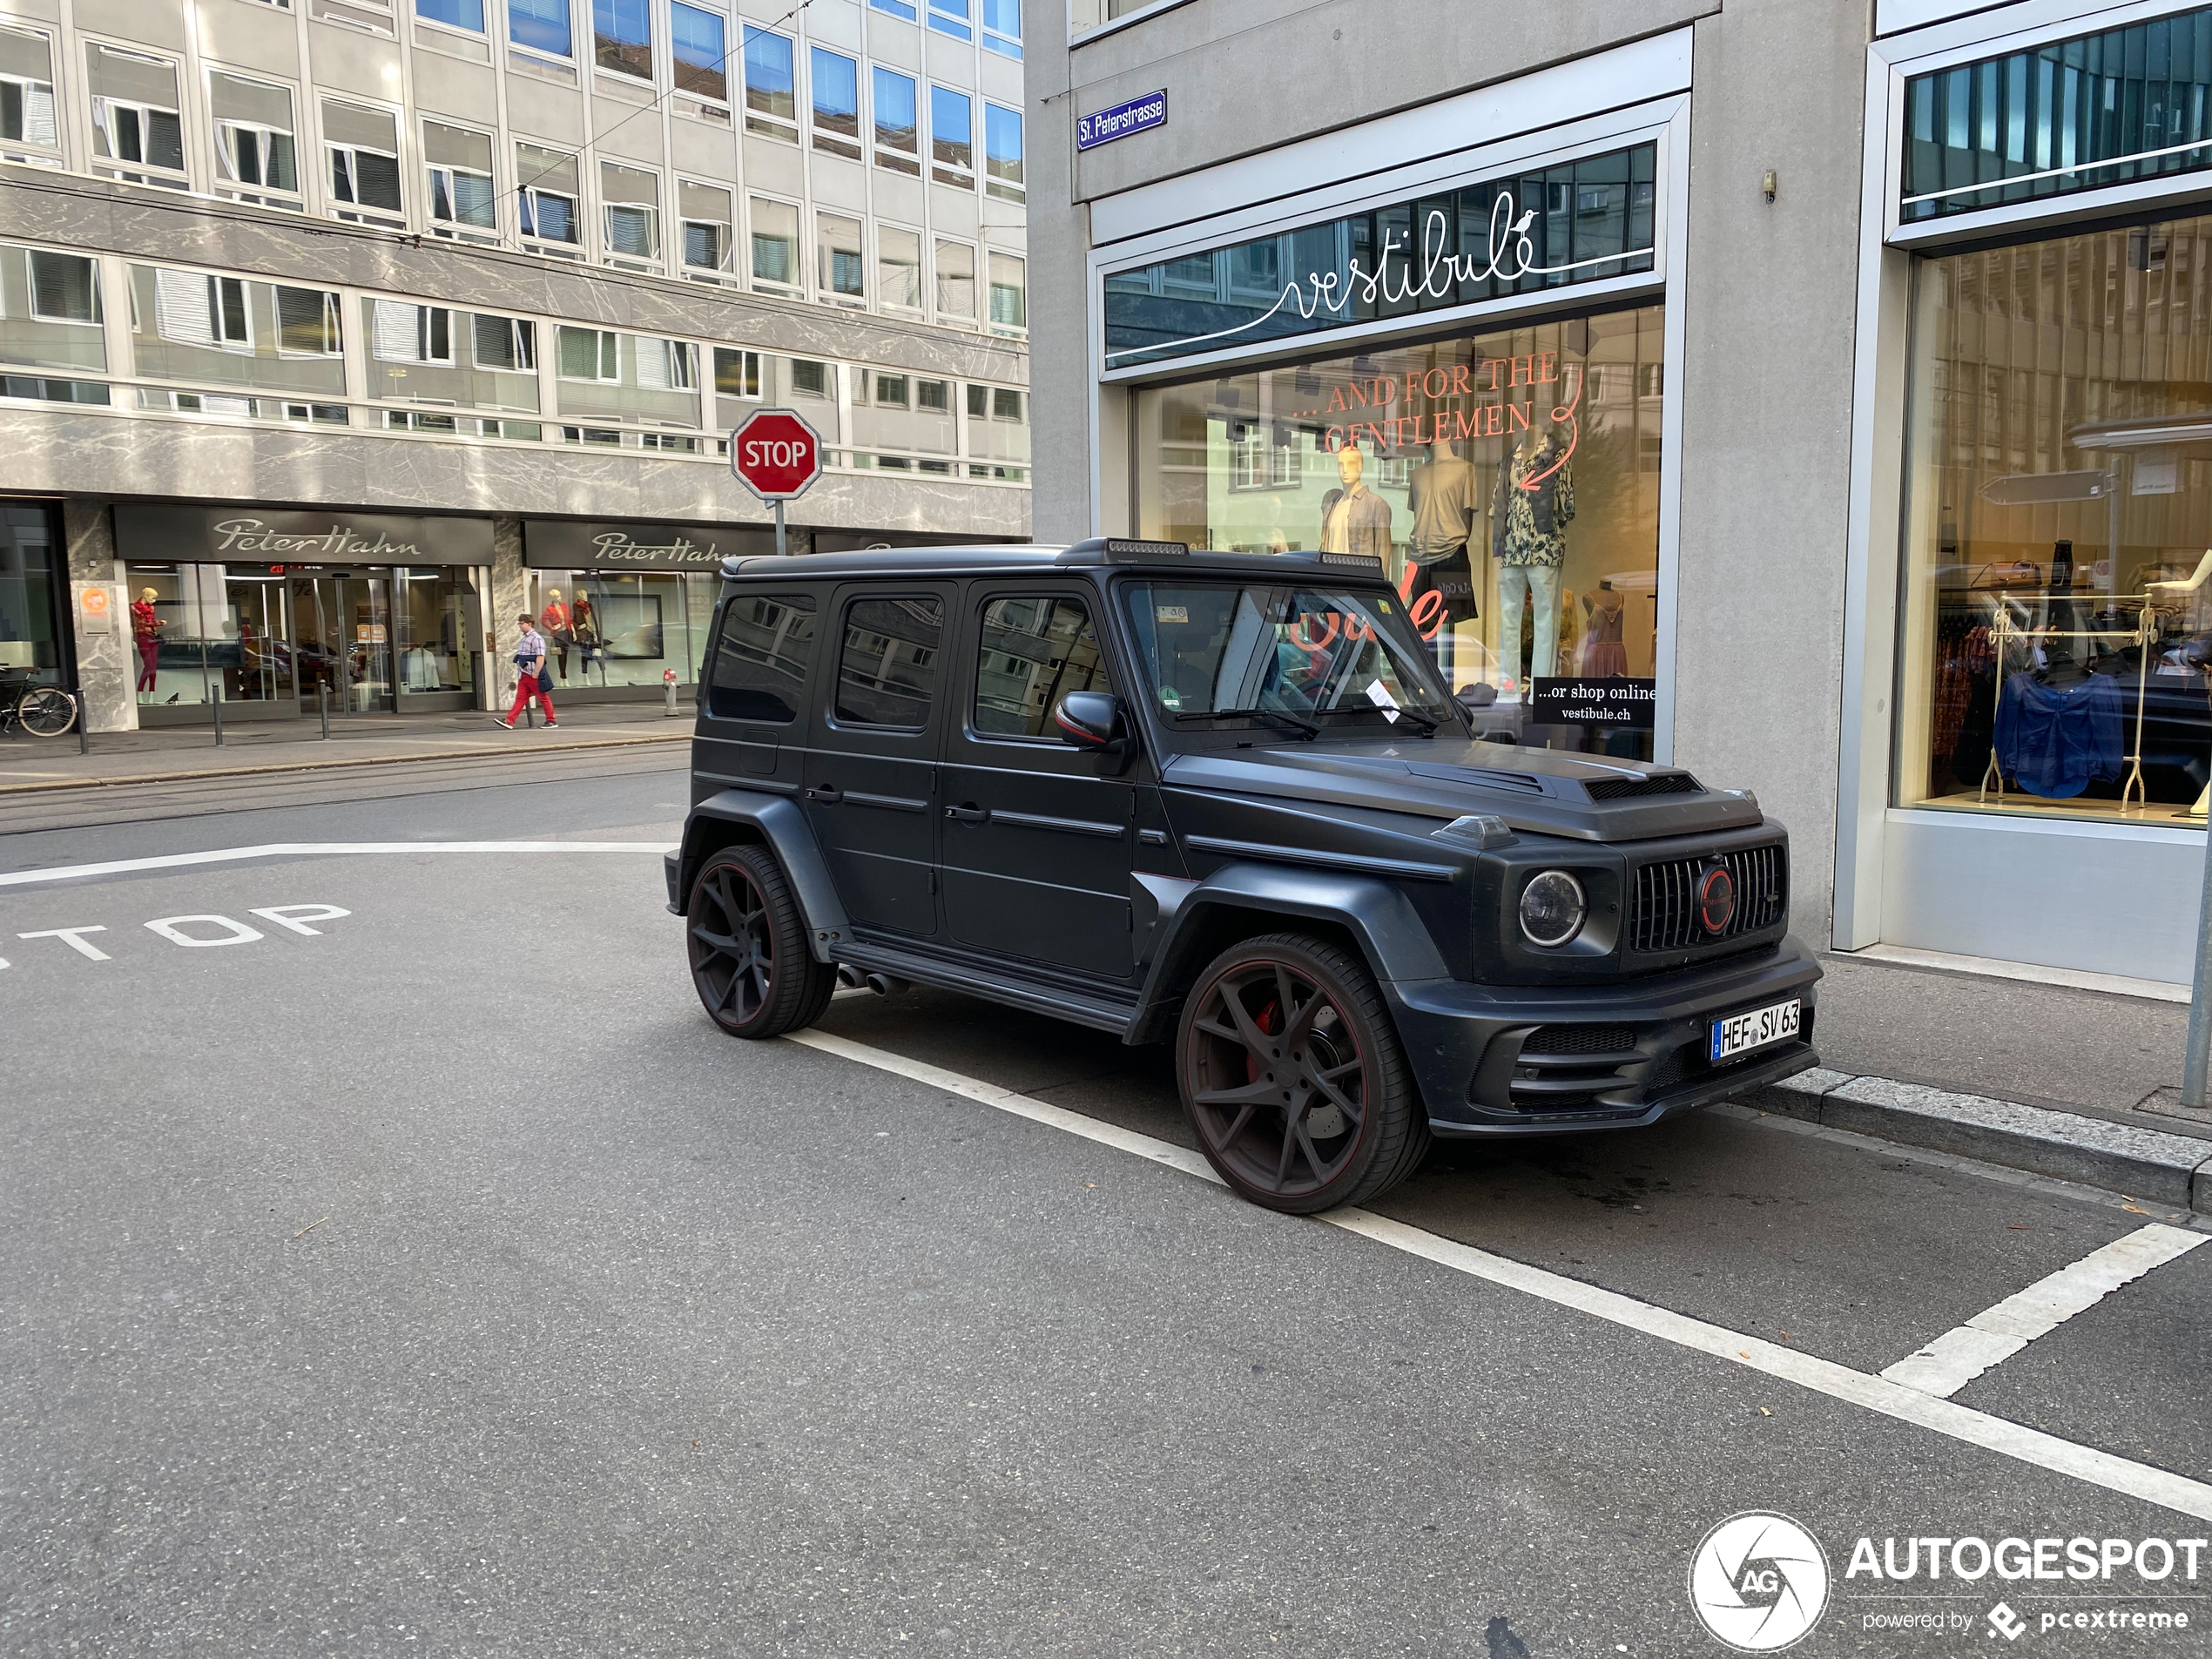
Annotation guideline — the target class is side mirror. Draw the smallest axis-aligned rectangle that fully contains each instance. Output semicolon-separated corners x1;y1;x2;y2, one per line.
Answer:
1054;690;1126;752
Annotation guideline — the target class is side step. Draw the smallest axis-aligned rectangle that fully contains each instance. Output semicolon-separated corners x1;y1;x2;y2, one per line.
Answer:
834;938;1142;1037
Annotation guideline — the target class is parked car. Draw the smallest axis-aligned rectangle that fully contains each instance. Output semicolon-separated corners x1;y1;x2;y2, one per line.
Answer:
668;539;1820;1213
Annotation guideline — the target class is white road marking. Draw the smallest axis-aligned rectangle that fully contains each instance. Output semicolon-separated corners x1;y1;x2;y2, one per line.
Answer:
786;1028;2212;1523
1881;1224;2208;1399
0;841;676;888
17;925;111;960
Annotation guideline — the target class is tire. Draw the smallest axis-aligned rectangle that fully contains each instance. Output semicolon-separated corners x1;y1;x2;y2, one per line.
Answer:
1176;932;1426;1215
18;687;77;738
686;845;836;1039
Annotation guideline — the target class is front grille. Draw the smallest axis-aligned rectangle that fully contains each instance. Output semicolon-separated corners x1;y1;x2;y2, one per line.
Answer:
1629;842;1789;954
1583;772;1702;801
1522;1023;1635;1055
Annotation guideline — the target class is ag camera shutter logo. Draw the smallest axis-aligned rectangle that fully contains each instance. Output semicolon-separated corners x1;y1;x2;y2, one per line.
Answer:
1689;1513;1831;1651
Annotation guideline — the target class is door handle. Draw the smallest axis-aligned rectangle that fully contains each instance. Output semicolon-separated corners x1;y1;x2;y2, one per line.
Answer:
804;786;843;805
946;804;988;826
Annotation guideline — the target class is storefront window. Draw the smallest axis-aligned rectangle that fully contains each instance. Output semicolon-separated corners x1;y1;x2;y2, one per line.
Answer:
1132;303;1665;757
1897;213;2212;824
529;568;711;693
126;563;300;709
395;568;475;697
0;501;63;689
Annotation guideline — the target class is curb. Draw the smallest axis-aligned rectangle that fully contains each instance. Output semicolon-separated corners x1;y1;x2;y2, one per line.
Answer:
0;731;691;795
1741;1069;2212;1214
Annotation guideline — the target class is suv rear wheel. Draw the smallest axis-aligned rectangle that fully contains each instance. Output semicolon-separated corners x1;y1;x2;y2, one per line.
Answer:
1177;933;1427;1214
687;845;836;1039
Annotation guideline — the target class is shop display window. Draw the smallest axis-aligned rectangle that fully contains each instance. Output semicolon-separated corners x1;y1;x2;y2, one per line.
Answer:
395;568;476;697
125;563;299;709
529;569;715;693
1898;212;2212;825
0;502;63;690
1131;303;1665;759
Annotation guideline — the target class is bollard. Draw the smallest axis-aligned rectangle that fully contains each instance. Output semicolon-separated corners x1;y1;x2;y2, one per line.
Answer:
524;678;536;728
319;682;330;739
77;690;87;755
664;668;678;717
211;685;224;746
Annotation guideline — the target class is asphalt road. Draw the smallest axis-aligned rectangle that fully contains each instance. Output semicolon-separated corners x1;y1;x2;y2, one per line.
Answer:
3;759;2209;1657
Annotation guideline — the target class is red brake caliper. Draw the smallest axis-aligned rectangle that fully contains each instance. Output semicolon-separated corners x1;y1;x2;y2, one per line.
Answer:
1243;997;1282;1086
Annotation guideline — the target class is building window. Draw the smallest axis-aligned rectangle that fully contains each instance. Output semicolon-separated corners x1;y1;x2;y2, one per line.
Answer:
988;252;1025;332
24;249;99;324
517;142;580;244
671;3;725;102
601;161;661;261
750;196;799;290
869;0;916;20
509;0;572;57
789;358;829;397
679;179;732;273
934;239;975;320
273;287;342;356
873;67;918;174
714;347;762;398
372;300;453;364
556;326;620;381
472;314;536;372
153;270;252;349
634;337;697;390
929;85;972;185
817;213;864;305
417;0;485;30
424;121;496;234
980;0;1019;59
927;0;970;43
811;47;860;161
0;26;59;154
209;71;300;206
984;103;1022;201
87;45;186;185
877;227;922;311
1897;211;2212;828
324;100;402;222
741;27;796;141
593;0;651;79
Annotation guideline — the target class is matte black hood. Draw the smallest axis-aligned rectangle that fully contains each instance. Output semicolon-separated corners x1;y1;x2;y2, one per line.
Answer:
1160;738;1766;843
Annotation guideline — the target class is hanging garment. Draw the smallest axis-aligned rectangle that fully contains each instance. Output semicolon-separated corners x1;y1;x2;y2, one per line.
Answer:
1491;439;1575;567
1406;455;1477;565
1580;587;1628;676
1407;549;1480;624
1993;671;2127;798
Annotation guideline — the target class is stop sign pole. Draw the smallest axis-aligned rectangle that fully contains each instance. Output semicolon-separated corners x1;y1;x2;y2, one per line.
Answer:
728;408;824;557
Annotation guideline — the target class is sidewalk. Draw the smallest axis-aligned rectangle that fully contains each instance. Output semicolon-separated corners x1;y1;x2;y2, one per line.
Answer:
0;700;695;793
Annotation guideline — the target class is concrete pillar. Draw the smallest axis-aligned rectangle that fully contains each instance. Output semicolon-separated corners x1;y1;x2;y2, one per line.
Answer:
63;498;134;733
489;516;526;711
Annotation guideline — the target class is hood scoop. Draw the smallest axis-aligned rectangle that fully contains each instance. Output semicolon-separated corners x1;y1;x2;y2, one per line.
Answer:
1581;772;1703;802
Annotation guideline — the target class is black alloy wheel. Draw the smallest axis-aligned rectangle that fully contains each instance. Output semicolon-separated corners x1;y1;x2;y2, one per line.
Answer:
687;845;835;1039
1176;933;1426;1214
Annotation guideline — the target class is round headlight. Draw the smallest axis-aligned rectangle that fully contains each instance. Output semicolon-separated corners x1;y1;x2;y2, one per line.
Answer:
1519;870;1588;948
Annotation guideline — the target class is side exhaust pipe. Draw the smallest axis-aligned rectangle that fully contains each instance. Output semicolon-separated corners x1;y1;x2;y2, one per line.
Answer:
863;972;909;997
836;964;866;989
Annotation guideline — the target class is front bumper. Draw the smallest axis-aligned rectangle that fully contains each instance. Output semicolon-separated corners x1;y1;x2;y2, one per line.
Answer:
1387;939;1822;1137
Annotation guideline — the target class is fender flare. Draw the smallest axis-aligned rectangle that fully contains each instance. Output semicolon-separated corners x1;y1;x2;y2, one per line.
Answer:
1129;860;1451;1043
680;790;851;961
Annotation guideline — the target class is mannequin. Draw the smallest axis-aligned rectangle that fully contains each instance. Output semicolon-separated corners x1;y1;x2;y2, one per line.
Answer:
1580;582;1627;676
1318;443;1392;563
131;586;161;693
1406;435;1480;676
1491;420;1576;693
540;587;574;678
571;590;603;678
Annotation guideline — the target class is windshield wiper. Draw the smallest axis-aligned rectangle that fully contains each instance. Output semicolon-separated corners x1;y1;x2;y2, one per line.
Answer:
1386;705;1442;735
1176;706;1321;739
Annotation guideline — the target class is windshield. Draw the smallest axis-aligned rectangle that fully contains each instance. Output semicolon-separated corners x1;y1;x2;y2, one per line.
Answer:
1119;581;1453;731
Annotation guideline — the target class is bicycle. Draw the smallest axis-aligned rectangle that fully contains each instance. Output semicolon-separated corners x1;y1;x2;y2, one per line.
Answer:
0;677;80;738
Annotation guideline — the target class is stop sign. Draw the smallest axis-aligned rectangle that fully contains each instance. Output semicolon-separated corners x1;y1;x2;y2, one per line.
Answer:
729;408;823;502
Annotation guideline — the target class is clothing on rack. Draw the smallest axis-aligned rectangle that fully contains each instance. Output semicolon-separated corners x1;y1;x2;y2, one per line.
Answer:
1993;671;2127;798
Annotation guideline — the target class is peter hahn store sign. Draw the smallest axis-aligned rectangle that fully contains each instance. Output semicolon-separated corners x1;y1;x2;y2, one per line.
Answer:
523;519;772;570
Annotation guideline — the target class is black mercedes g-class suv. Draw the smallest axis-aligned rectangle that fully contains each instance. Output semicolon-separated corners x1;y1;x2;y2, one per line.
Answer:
669;539;1819;1214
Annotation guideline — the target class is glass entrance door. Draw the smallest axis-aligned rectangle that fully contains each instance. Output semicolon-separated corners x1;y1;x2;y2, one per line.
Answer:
290;571;394;713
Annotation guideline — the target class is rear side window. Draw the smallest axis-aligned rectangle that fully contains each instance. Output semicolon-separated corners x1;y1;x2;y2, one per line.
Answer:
708;592;816;723
834;596;941;727
973;595;1112;738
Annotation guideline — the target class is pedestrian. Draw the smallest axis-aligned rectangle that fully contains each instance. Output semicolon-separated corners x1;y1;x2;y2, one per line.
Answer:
496;613;558;729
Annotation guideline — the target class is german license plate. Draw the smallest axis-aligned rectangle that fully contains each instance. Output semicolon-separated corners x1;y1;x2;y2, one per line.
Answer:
1710;999;1800;1062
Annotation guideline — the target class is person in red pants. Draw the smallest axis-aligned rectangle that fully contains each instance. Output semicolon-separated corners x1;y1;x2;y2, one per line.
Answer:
495;614;558;728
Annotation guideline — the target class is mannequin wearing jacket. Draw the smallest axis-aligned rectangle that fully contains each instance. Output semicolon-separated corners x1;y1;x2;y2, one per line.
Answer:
1319;443;1393;563
1492;422;1575;691
540;590;574;679
131;587;162;693
570;590;603;677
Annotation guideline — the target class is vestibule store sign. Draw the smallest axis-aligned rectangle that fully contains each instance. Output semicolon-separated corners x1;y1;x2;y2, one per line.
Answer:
1079;91;1167;152
523;518;772;570
1103;140;1656;369
1529;677;1656;730
114;504;494;566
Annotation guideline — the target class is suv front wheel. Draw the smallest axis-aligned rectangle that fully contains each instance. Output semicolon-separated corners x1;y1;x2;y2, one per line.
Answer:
1176;933;1427;1214
686;845;836;1039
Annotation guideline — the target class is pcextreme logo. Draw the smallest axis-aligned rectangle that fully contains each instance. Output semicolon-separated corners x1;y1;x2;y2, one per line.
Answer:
1689;1513;1832;1652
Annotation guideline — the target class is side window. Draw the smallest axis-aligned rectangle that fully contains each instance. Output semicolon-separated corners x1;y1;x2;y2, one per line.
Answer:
708;592;816;723
834;596;941;727
972;594;1112;738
